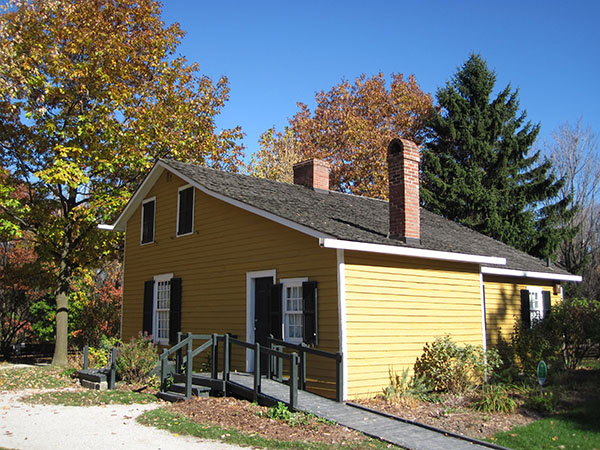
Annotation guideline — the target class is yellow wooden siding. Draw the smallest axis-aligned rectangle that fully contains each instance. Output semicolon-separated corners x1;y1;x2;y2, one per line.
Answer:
483;275;561;346
344;251;483;399
122;170;338;389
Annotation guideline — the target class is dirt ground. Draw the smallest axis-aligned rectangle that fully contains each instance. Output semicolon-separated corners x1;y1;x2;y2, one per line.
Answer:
353;395;538;440
169;396;375;446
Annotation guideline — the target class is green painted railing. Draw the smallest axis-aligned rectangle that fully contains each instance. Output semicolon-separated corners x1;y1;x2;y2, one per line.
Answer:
159;332;342;408
266;336;343;403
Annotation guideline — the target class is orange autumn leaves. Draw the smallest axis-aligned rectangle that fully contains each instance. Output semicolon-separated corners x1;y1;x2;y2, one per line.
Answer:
251;73;433;199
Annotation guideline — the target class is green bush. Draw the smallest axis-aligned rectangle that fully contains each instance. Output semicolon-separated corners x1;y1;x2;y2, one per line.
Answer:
413;335;501;394
116;332;158;384
383;368;430;401
472;384;516;413
547;298;600;370
511;318;560;380
523;391;557;414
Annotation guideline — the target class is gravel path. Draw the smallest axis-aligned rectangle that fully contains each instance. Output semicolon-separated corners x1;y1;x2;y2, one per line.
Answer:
0;389;245;450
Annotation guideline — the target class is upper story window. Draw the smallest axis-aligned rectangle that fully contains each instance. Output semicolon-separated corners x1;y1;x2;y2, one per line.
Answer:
141;197;155;245
177;185;194;236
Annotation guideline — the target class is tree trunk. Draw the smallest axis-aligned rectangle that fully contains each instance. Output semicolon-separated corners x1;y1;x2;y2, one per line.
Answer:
52;255;71;366
51;289;69;366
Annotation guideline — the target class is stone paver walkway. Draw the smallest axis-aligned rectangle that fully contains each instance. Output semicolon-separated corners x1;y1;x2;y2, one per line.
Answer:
229;373;507;450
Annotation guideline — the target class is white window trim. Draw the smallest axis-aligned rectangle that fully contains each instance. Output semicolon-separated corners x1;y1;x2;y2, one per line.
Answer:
281;277;308;344
176;185;195;237
140;197;156;245
527;286;544;325
153;273;173;345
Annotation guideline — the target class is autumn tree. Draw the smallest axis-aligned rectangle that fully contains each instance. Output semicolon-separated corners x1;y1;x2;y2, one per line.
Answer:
422;54;573;260
0;0;244;365
252;73;432;198
546;119;600;298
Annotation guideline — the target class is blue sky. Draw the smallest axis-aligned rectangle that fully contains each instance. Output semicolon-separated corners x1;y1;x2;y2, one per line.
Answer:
161;0;599;160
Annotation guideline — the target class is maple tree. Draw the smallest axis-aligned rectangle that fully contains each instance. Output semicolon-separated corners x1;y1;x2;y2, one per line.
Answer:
251;73;432;198
0;0;244;365
422;54;573;261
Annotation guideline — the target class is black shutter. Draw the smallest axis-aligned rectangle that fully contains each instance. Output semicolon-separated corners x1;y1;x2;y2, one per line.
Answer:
520;289;531;328
269;283;282;339
169;278;182;345
178;188;193;235
542;291;551;318
302;281;318;345
143;280;154;335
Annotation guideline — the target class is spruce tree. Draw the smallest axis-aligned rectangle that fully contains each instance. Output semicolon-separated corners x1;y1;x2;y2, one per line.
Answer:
421;54;573;260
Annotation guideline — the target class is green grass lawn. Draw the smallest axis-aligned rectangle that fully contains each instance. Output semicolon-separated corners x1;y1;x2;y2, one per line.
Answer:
490;397;600;450
22;389;159;406
0;365;74;390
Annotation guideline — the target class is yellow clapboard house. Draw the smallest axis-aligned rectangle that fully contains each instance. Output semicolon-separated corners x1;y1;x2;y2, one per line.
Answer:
103;139;580;400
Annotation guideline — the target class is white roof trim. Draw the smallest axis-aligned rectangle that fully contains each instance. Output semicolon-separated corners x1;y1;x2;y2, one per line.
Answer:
98;224;114;231
320;238;506;265
481;266;582;282
109;163;166;231
108;160;333;240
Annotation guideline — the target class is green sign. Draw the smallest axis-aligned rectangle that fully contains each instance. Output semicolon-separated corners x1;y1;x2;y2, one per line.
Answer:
537;361;547;386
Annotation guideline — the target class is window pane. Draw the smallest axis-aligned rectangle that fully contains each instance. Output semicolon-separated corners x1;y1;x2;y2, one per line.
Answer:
155;279;170;341
142;201;155;244
284;283;303;341
178;187;193;235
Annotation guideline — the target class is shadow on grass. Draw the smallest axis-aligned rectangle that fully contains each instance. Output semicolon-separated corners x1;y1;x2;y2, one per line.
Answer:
555;397;600;433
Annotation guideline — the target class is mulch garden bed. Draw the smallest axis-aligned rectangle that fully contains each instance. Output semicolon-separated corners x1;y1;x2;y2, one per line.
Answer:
168;396;375;446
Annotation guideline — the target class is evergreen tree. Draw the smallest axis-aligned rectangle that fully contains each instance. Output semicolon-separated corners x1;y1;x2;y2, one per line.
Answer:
422;54;573;260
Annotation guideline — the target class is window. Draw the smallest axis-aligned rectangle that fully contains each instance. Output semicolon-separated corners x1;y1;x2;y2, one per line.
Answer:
177;185;194;236
283;281;304;343
520;287;551;328
154;275;171;343
142;274;182;345
141;198;155;244
528;287;544;324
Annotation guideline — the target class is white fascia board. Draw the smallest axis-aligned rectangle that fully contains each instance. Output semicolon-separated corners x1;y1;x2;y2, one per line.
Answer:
168;166;334;241
321;238;506;266
109;163;166;231
481;266;582;282
97;224;114;231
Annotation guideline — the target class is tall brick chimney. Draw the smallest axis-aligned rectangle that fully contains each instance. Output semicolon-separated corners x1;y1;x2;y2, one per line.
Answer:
293;159;331;191
387;138;420;244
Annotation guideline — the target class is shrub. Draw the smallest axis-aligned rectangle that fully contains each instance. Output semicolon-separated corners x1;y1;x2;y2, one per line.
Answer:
472;384;516;413
522;391;557;414
511;315;561;379
383;367;430;403
116;332;158;384
413;335;501;394
548;298;600;370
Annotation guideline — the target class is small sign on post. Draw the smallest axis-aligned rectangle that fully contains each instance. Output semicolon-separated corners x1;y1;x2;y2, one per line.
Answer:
537;360;547;394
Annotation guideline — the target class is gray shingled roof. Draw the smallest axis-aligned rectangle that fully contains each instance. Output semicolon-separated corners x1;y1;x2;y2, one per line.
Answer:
162;159;572;276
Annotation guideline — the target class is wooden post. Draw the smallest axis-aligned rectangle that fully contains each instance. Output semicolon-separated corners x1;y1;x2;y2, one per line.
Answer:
211;333;218;380
83;345;89;370
290;353;298;411
299;344;307;391
223;334;230;381
253;342;261;402
160;349;168;391
109;348;116;390
186;332;193;399
176;331;183;373
276;345;283;382
336;353;343;403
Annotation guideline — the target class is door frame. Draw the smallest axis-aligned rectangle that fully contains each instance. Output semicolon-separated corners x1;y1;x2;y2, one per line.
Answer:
245;269;276;371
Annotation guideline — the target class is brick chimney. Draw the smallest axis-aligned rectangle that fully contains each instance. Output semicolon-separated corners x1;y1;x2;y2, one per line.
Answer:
387;138;420;244
293;159;331;191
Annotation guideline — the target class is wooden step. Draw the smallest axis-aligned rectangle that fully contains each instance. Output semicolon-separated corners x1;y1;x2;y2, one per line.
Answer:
167;382;210;398
157;391;187;402
172;373;225;391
